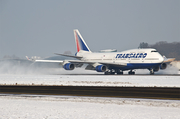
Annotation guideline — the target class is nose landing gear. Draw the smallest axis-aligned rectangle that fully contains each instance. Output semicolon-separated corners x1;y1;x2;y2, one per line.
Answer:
150;69;154;75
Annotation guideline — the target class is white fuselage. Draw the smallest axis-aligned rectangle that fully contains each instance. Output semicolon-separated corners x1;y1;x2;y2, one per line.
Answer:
76;48;164;70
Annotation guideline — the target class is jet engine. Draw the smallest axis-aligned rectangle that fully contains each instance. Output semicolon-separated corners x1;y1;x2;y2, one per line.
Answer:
95;65;107;72
160;63;167;70
63;63;75;70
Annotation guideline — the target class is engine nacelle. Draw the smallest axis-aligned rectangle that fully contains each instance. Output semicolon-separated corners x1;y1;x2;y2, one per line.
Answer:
95;65;107;72
153;66;160;72
160;63;167;70
63;63;75;70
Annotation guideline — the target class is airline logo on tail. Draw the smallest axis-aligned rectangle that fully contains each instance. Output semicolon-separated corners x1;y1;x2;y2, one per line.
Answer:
74;29;91;52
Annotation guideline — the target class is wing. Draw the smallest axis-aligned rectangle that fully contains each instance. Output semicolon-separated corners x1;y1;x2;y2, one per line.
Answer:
26;55;127;69
162;55;175;64
34;60;63;63
54;53;127;67
54;53;82;59
26;56;63;63
163;58;175;63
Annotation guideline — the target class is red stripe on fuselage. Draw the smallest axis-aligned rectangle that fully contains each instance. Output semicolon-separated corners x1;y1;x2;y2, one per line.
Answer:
75;31;80;52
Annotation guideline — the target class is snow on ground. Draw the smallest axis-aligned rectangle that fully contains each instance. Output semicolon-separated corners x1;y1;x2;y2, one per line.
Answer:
0;95;180;119
0;69;180;118
0;66;179;87
0;73;180;87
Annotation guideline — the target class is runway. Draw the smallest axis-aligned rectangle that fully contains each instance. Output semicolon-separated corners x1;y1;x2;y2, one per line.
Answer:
0;85;179;100
59;74;180;76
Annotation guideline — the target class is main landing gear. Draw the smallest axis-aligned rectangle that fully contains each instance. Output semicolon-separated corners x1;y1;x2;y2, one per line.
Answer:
117;70;123;75
104;68;155;75
128;70;135;75
104;69;136;75
104;69;116;75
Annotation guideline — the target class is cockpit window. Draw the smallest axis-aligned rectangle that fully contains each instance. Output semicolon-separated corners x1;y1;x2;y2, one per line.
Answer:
151;50;158;52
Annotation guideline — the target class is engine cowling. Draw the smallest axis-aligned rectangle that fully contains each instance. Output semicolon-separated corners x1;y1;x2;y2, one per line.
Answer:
63;63;75;70
160;63;167;70
95;65;107;72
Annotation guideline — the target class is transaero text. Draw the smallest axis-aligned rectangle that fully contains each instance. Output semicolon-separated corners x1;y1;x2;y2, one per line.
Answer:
116;53;147;58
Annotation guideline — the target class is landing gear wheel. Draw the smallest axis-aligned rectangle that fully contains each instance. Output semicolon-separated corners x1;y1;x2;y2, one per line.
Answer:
110;69;115;75
150;69;154;75
104;71;110;75
128;70;135;75
117;72;123;75
104;70;115;75
116;70;123;75
110;72;115;75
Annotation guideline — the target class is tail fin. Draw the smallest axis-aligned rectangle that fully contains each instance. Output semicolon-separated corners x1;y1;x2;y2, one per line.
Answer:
74;29;91;52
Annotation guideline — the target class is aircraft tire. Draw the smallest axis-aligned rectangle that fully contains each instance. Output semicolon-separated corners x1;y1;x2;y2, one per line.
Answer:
150;69;154;75
150;71;154;75
110;72;115;75
104;71;111;75
128;71;135;75
105;70;115;75
117;72;123;75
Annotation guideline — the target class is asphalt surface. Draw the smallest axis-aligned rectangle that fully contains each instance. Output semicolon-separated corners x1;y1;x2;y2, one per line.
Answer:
0;85;179;100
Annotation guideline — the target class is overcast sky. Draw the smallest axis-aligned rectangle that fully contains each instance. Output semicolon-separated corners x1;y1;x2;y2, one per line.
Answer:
0;0;179;59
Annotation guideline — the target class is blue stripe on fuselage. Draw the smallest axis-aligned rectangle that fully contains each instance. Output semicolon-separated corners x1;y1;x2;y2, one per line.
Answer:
109;63;161;71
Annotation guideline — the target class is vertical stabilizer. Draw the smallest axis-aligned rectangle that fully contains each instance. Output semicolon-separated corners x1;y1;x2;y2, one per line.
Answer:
74;29;91;52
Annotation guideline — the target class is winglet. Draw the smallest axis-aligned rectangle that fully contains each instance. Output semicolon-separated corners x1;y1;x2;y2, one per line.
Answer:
74;29;91;52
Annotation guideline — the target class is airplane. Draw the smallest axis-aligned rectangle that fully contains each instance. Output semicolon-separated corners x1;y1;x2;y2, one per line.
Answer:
28;29;175;75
